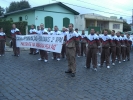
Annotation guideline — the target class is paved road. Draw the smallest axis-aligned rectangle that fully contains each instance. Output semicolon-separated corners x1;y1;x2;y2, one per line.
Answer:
0;51;133;100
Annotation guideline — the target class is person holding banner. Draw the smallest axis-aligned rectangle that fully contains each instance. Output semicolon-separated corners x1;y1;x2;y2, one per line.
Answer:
11;24;21;57
51;26;61;61
38;24;48;63
29;25;37;55
65;23;79;77
47;28;52;35
61;27;67;58
0;27;6;56
36;26;41;54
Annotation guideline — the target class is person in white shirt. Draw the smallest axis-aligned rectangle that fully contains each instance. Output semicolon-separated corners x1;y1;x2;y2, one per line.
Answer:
29;24;37;55
80;30;87;57
0;27;6;56
116;31;122;63
36;26;41;54
51;26;61;61
47;28;52;35
38;24;48;63
126;33;132;61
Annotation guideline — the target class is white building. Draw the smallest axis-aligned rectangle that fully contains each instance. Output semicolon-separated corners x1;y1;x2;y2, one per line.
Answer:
75;13;123;33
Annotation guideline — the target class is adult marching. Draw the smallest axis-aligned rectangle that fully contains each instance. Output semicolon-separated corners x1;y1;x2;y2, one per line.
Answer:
85;29;100;71
65;23;79;77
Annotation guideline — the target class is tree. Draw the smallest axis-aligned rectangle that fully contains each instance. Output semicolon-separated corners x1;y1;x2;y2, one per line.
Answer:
7;0;30;13
123;21;131;32
0;6;5;16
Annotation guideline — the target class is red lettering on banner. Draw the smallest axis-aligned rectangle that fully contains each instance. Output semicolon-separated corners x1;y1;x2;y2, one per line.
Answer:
51;44;57;50
44;44;50;49
36;43;44;48
21;42;31;46
32;43;35;46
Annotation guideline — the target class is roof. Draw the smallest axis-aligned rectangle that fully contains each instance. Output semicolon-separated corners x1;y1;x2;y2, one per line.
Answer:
2;2;79;17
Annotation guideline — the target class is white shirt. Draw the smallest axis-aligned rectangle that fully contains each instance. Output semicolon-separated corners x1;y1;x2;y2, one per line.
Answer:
110;35;117;40
0;32;5;36
61;31;67;36
86;34;99;41
11;28;19;34
51;31;61;35
39;29;48;35
99;35;111;41
116;36;122;41
29;29;36;34
66;31;79;41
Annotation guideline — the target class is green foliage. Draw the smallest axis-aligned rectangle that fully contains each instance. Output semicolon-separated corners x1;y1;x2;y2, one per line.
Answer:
0;6;5;16
0;21;12;37
123;21;131;32
12;21;27;35
0;21;27;38
7;0;30;13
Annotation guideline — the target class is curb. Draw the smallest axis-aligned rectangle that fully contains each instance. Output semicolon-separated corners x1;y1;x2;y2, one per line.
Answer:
5;47;30;52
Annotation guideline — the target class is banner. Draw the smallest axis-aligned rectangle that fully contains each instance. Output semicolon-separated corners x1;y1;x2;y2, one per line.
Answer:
16;35;64;53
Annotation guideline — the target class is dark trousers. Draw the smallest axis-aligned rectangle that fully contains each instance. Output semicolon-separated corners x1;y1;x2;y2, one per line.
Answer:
76;44;80;56
40;50;48;60
53;52;60;59
101;48;110;66
12;39;20;55
0;40;5;55
86;48;97;68
126;46;130;60
116;46;121;61
66;47;76;73
121;47;126;60
30;48;36;54
61;44;66;58
110;46;116;63
81;43;86;56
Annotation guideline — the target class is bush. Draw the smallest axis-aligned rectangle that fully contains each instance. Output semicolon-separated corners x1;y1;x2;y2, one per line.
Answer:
0;21;27;38
0;21;12;38
12;21;27;35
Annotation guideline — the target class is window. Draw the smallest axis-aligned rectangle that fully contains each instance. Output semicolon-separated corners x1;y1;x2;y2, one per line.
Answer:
45;16;53;28
19;17;22;21
63;18;70;28
113;24;120;29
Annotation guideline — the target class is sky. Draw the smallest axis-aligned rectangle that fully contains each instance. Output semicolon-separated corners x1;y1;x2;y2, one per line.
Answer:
1;0;133;23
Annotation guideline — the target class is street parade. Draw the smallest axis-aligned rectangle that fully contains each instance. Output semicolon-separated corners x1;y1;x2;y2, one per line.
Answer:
0;23;132;77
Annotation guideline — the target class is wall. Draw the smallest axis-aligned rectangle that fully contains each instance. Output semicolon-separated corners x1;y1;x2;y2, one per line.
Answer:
5;11;35;25
109;21;123;32
75;15;85;30
35;4;75;30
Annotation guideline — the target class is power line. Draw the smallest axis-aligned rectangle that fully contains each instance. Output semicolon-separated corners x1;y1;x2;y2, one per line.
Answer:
59;1;131;17
77;0;131;15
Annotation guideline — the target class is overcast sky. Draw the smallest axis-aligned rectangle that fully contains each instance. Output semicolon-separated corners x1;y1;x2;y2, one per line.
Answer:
1;0;132;23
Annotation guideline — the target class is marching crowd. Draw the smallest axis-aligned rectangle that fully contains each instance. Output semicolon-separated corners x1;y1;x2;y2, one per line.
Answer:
0;23;132;77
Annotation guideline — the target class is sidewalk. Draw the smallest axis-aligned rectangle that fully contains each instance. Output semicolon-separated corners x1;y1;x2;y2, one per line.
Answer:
5;46;29;52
